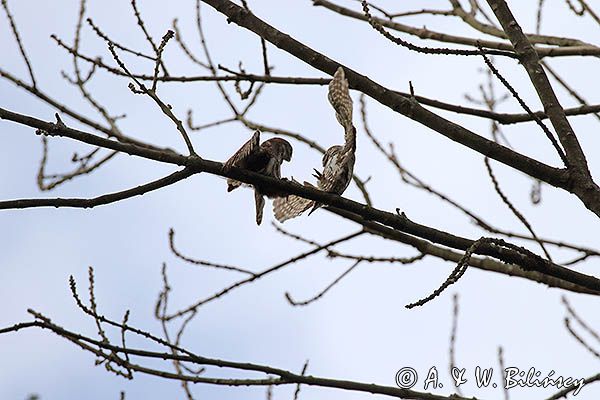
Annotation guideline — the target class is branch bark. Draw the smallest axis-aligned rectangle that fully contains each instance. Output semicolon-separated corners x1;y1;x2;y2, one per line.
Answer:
1;106;599;293
0;317;476;400
198;0;570;190
486;0;600;217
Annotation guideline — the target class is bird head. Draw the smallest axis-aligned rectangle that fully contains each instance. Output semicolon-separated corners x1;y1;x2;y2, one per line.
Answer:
266;137;293;162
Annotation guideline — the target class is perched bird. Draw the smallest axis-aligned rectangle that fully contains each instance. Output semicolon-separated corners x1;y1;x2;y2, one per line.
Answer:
224;130;293;225
273;67;356;222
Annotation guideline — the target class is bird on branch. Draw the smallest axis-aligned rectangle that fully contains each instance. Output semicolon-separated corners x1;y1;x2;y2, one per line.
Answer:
273;67;356;222
224;130;293;225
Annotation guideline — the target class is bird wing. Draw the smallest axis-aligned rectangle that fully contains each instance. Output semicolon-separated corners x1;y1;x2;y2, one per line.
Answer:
273;195;313;223
272;180;315;223
224;130;261;191
224;130;260;170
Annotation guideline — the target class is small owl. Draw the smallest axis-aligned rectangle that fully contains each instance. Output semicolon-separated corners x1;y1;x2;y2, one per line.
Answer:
224;130;293;225
273;67;356;222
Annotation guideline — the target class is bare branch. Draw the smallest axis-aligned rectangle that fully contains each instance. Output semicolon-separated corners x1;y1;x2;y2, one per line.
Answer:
2;107;598;293
449;294;462;396
168;228;256;275
360;0;517;58
285;260;361;306
1;166;194;210
164;231;363;319
1;0;37;87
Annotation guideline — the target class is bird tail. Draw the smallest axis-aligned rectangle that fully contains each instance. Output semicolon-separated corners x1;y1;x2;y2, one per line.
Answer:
254;189;265;225
227;178;243;192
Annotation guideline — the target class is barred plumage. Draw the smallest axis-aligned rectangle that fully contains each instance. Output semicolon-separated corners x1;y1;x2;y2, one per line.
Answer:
273;67;356;222
224;130;293;225
272;180;313;223
328;67;353;131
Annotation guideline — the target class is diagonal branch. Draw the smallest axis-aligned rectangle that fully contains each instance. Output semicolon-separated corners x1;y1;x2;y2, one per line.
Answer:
313;0;600;58
1;0;37;87
1;107;599;293
164;231;363;319
0;68;170;152
486;0;600;218
486;0;589;173
199;0;568;191
202;0;600;218
450;0;591;47
0;315;477;400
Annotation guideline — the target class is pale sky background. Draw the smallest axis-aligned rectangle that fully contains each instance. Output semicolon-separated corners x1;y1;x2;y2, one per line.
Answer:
1;1;599;399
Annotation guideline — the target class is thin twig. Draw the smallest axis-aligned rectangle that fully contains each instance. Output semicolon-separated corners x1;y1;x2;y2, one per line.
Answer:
285;260;361;306
168;228;256;275
1;0;37;87
449;294;462;396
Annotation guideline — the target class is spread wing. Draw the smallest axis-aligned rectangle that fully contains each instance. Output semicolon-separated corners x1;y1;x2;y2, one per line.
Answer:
272;179;315;223
224;130;260;192
273;195;313;223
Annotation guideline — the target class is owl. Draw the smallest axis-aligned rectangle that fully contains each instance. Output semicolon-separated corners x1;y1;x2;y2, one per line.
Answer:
273;67;356;222
224;130;293;225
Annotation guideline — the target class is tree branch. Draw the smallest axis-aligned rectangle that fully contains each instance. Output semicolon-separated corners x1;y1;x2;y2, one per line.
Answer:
199;0;569;192
0;168;194;210
1;107;599;293
487;0;587;169
0;315;476;400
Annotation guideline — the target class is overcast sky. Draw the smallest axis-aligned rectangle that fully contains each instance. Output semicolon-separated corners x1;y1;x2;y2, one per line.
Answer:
1;1;599;399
